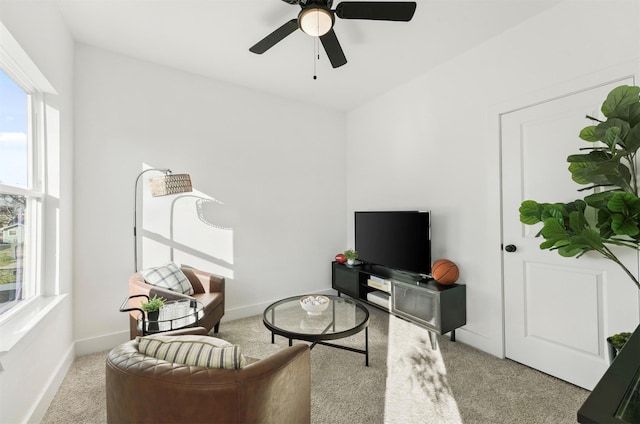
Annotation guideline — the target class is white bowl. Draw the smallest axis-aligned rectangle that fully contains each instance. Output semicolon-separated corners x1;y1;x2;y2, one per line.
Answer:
300;295;330;315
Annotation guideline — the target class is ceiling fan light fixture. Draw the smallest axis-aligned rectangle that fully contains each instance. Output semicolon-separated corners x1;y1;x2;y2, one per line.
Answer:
299;7;333;37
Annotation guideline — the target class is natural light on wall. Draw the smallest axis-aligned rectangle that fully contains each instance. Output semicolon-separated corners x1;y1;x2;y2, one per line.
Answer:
384;314;462;423
139;164;234;279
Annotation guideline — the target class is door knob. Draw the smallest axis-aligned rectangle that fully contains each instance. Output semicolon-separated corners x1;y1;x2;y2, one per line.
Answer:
505;244;517;253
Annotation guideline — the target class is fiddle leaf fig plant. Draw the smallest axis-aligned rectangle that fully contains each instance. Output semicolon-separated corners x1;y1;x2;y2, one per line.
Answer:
519;85;640;291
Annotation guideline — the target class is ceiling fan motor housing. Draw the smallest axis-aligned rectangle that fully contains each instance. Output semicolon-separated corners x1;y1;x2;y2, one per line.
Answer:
298;6;335;36
286;0;334;7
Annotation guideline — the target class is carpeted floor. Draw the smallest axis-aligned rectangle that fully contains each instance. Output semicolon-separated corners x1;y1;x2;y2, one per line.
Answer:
42;306;589;423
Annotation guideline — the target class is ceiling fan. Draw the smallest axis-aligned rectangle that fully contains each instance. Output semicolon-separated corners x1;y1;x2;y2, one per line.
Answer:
249;1;417;69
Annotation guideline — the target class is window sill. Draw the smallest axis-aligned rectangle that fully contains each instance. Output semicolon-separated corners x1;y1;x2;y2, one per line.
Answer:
0;294;67;353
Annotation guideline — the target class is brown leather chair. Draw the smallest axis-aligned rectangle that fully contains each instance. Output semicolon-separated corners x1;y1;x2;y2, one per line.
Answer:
105;328;311;424
128;267;225;339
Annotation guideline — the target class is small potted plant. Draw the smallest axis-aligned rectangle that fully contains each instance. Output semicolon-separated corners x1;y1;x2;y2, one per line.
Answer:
607;332;632;363
141;294;165;332
344;249;358;266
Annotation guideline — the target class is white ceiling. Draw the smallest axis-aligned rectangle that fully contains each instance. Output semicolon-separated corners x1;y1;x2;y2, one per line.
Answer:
55;0;562;111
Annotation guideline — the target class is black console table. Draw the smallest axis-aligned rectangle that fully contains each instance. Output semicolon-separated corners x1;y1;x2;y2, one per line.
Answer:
331;261;466;345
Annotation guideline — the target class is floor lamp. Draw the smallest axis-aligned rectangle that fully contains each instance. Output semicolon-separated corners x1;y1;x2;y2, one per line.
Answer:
134;168;192;271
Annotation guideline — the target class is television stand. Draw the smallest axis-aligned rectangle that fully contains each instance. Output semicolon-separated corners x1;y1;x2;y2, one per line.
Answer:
331;261;466;343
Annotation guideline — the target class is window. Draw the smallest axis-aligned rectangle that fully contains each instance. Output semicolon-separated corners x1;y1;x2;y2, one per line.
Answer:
0;67;43;316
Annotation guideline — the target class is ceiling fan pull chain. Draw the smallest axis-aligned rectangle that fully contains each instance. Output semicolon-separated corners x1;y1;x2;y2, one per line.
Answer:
313;36;319;80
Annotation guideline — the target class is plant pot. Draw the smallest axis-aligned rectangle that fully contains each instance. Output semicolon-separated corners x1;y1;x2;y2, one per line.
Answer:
607;337;627;364
147;310;160;333
607;332;632;364
606;337;619;364
347;259;355;265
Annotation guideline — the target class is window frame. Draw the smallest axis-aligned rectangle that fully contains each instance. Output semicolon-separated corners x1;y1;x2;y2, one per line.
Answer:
0;49;46;319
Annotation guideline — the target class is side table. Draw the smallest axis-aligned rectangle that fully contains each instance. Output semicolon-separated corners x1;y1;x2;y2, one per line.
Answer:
120;294;205;336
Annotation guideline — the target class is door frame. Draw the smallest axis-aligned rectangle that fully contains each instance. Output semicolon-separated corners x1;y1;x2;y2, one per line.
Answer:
492;60;640;358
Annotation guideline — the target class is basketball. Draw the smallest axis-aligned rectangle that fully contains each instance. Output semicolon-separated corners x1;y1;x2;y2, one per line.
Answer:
431;259;459;285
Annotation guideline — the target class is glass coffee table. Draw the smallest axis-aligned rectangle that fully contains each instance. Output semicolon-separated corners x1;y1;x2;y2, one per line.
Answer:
263;295;370;365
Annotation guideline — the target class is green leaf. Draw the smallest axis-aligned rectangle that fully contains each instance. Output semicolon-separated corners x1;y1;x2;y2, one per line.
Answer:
573;199;587;212
607;192;640;236
568;210;588;233
596;207;615;239
552;229;602;258
611;214;640;236
549;207;564;221
628;103;640;127
567;151;611;163
579;126;599;142
624;122;640;153
580;228;605;250
541;217;569;239
607;192;640;213
568;151;614;186
557;244;585;257
519;200;542;224
603;126;623;149
585;191;616;208
609;102;640;127
594;119;630;148
568;159;631;191
601;85;640;118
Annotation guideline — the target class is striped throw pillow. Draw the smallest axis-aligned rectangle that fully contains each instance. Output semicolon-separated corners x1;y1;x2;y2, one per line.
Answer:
138;335;246;369
140;262;194;295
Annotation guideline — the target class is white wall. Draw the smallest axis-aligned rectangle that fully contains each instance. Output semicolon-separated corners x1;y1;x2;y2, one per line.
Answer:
346;0;640;356
73;45;347;352
2;0;637;421
0;2;75;423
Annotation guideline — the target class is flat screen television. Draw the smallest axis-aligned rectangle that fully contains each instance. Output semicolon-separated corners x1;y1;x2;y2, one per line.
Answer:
355;210;431;276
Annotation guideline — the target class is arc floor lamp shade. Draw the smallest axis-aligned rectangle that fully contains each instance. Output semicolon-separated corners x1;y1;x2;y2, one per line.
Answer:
150;173;192;196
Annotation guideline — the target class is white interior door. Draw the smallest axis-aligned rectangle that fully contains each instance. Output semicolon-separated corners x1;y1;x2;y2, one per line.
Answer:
501;79;640;390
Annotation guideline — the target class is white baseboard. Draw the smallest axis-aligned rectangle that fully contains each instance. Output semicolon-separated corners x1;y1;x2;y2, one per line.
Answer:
28;344;75;424
453;327;503;358
75;330;130;356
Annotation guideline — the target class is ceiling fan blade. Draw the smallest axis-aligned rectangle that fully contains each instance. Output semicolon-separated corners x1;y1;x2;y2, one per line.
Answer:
249;19;299;54
335;1;416;21
320;29;347;68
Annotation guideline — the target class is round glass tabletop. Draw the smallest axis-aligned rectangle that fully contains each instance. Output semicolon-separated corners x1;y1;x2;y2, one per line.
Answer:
263;295;369;342
137;299;204;334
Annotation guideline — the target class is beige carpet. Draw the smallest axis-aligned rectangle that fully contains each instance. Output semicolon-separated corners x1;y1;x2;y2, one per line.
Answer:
43;306;589;423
